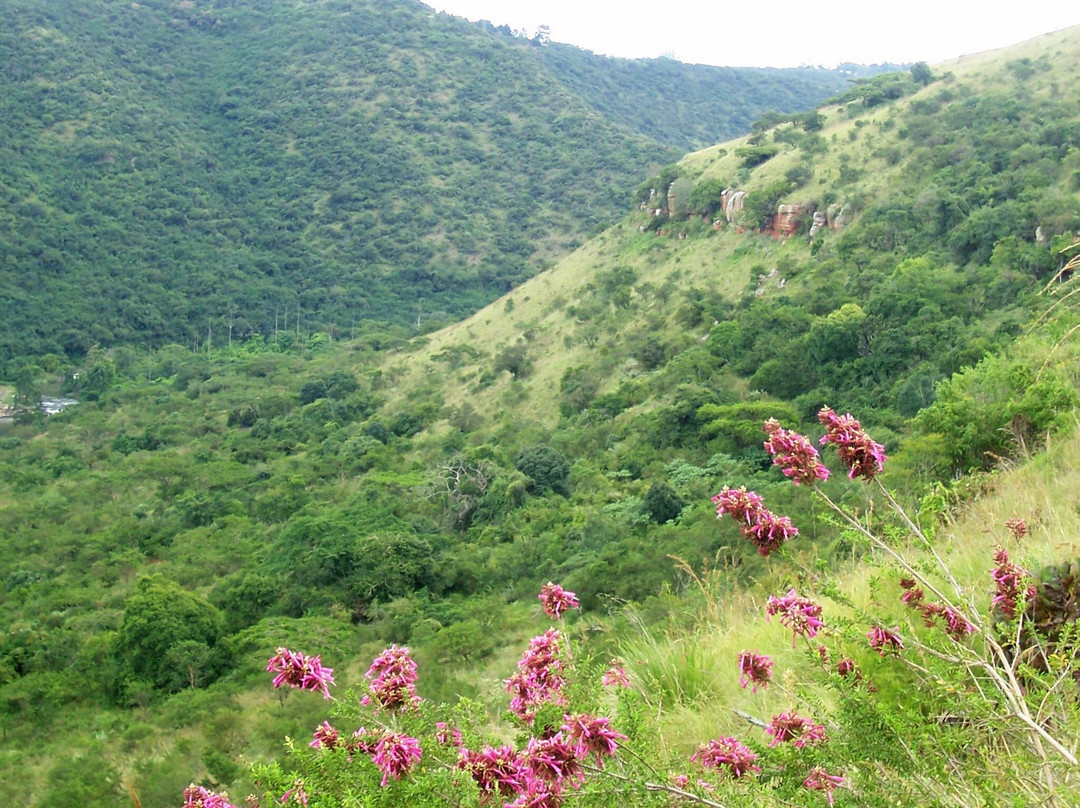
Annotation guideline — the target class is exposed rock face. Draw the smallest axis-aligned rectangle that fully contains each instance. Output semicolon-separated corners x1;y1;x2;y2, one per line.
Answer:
723;189;746;222
827;203;847;231
808;210;828;238
769;202;813;238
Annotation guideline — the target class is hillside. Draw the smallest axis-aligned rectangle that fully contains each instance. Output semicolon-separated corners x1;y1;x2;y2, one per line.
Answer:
0;0;847;366
3;23;1080;808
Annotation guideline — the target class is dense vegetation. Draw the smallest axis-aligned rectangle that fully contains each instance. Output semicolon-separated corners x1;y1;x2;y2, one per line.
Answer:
4;14;1080;808
0;0;847;367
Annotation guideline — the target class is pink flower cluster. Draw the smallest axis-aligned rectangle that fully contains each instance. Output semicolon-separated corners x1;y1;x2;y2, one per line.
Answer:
690;736;760;778
458;719;620;808
539;582;580;619
361;645;422;712
183;785;235;808
1004;517;1028;540
763;418;830;486
899;580;974;641
372;733;423;787
867;625;904;656
818;407;887;482
766;711;827;748
505;629;566;723
991;547;1035;620
803;767;845;806
736;650;773;692
561;713;627;766
435;721;464;747
266;648;335;698
712;486;799;557
766;589;824;646
601;661;630;688
309;722;422;784
279;780;308;807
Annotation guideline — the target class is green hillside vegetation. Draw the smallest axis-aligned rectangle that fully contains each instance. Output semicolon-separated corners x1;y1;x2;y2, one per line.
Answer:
4;23;1080;808
0;0;846;366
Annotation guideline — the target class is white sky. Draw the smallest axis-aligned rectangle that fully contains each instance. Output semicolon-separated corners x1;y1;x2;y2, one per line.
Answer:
423;1;1080;68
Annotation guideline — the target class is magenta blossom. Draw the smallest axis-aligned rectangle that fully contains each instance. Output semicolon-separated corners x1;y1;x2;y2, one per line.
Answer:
992;547;1034;620
539;582;580;619
266;648;335;698
818;407;886;481
458;745;529;804
763;418;830;486
561;713;627;765
371;733;422;786
348;727;381;756
867;625;904;656
435;721;463;747
804;767;845;805
601;661;631;688
690;736;760;778
522;732;586;789
361;645;422;712
736;650;773;693
183;785;236;808
505;629;567;723
766;711;828;748
309;721;340;750
712;486;799;557
279;780;308;807
1004;517;1028;540
766;589;824;646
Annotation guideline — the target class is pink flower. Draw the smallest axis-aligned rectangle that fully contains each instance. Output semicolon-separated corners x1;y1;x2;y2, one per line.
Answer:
539;582;580;619
458;745;528;803
817;407;886;481
601;662;630;688
183;785;236;808
712;486;799;557
671;774;690;788
521;732;585;789
804;767;844;805
992;547;1034;620
1004;517;1028;540
736;650;773;692
867;625;904;656
266;648;335;698
371;733;422;786
835;657;858;678
361;645;421;713
690;736;760;778
561;713;627;765
309;721;340;750
435;721;463;747
763;418;830;486
348;727;380;755
505;629;566;723
766;589;824;646
279;780;307;807
766;711;827;748
504;775;563;808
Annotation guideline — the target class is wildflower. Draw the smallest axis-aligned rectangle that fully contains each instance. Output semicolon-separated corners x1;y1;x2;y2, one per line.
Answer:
766;711;827;748
804;767;844;806
817;407;886;481
763;418;830;486
918;603;975;641
458;745;528;803
899;578;924;608
183;785;236;808
690;736;760;778
370;732;422;786
671;774;690;788
766;589;824;646
504;775;563;808
435;721;463;747
561;713;626;765
835;657;858;678
992;547;1034;620
539;582;580;619
279;780;308;807
361;645;421;712
266;648;335;698
309;721;340;750
712;486;799;557
505;629;566;723
867;625;904;656
348;727;380;755
522;732;585;789
601;661;630;688
736;650;773;692
1004;517;1028;540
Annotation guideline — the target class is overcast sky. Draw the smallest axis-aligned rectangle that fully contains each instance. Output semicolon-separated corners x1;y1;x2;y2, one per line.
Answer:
423;1;1080;68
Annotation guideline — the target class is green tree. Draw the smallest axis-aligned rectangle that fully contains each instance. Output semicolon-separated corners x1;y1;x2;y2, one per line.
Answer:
910;61;933;86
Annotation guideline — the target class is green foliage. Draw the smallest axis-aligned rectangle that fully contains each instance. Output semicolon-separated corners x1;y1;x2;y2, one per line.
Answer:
735;143;780;169
515;446;571;496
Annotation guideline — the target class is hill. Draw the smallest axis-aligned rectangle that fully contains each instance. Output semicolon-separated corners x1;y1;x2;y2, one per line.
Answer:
3;22;1080;808
0;0;847;366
